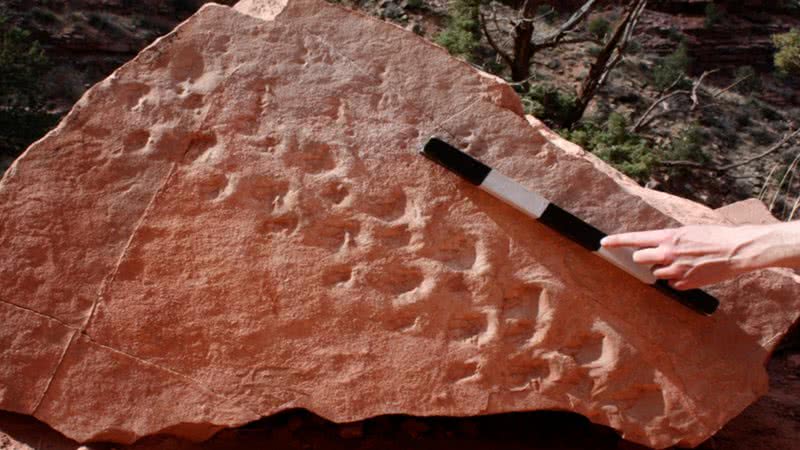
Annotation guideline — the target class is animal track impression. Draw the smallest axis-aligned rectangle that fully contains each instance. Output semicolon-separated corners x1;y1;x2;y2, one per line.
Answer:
447;310;486;342
286;141;337;174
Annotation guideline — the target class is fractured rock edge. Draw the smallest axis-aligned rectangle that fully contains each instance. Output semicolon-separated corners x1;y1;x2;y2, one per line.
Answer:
0;0;797;448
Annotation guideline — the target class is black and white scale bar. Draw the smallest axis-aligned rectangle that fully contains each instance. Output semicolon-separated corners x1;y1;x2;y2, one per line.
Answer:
421;137;719;316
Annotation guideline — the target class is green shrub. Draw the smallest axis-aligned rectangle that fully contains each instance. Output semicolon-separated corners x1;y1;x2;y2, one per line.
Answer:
666;26;684;43
0;15;58;165
88;12;128;37
562;113;657;181
704;4;723;28
588;16;611;40
0;16;49;103
406;0;424;9
586;45;602;57
664;124;708;163
652;42;691;90
522;84;579;129
626;40;642;55
733;65;761;92
435;0;481;59
483;59;505;75
773;29;800;77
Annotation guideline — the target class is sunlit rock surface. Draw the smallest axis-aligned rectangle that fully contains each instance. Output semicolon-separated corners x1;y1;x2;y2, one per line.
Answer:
1;1;798;448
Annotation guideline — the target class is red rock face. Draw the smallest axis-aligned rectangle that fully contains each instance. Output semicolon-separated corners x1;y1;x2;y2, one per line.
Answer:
0;0;798;448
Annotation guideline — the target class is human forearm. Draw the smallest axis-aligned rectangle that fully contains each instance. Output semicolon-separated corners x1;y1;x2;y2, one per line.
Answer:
746;221;800;270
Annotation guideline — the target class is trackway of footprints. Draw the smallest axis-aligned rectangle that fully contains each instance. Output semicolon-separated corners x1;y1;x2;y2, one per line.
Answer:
187;127;617;398
112;27;623;405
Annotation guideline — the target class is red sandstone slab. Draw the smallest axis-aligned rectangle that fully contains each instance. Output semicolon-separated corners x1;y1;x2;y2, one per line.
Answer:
0;302;73;414
34;334;258;444
0;1;798;448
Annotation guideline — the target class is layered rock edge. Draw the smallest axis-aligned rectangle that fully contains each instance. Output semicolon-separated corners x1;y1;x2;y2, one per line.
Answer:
0;0;798;448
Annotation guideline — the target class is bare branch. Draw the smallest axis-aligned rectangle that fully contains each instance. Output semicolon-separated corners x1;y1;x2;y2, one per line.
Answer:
659;160;710;169
632;89;690;132
533;36;603;51
693;73;754;112
479;11;514;67
661;127;800;172
571;0;647;125
759;162;782;201
535;0;598;45
718;127;800;171
769;149;800;213
533;9;556;22
711;73;751;99
657;74;685;97
690;69;719;111
633;69;716;132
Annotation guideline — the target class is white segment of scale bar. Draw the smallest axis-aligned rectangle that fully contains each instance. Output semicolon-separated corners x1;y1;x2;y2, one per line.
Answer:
480;170;550;218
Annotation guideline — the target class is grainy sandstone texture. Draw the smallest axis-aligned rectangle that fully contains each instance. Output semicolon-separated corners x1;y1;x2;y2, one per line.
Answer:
0;0;798;448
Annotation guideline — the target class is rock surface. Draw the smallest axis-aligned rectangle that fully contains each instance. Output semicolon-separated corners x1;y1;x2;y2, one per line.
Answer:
0;0;799;448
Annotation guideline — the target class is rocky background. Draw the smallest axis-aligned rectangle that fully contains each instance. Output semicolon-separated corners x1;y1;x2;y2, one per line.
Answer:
0;0;798;449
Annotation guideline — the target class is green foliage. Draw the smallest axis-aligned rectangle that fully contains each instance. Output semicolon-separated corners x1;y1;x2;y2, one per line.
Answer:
0;15;58;162
666;26;684;43
626;40;642;55
664;124;708;163
733;65;761;93
483;59;505;75
521;84;579;129
0;16;49;106
406;0;424;9
562;113;657;181
703;3;723;28
435;0;481;59
88;12;128;37
133;14;170;34
588;16;611;40
773;29;800;77
652;42;690;90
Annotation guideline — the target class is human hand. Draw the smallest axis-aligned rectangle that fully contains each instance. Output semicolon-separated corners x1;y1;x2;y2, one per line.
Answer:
600;225;769;290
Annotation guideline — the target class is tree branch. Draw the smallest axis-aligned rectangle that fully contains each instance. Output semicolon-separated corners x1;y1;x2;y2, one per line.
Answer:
570;0;647;125
718;127;800;171
532;36;603;51
690;69;719;111
535;0;598;46
659;160;710;169
479;10;514;68
632;89;690;132
661;127;800;171
633;69;716;132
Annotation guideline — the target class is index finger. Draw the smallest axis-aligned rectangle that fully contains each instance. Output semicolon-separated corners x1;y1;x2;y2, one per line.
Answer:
600;229;675;249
